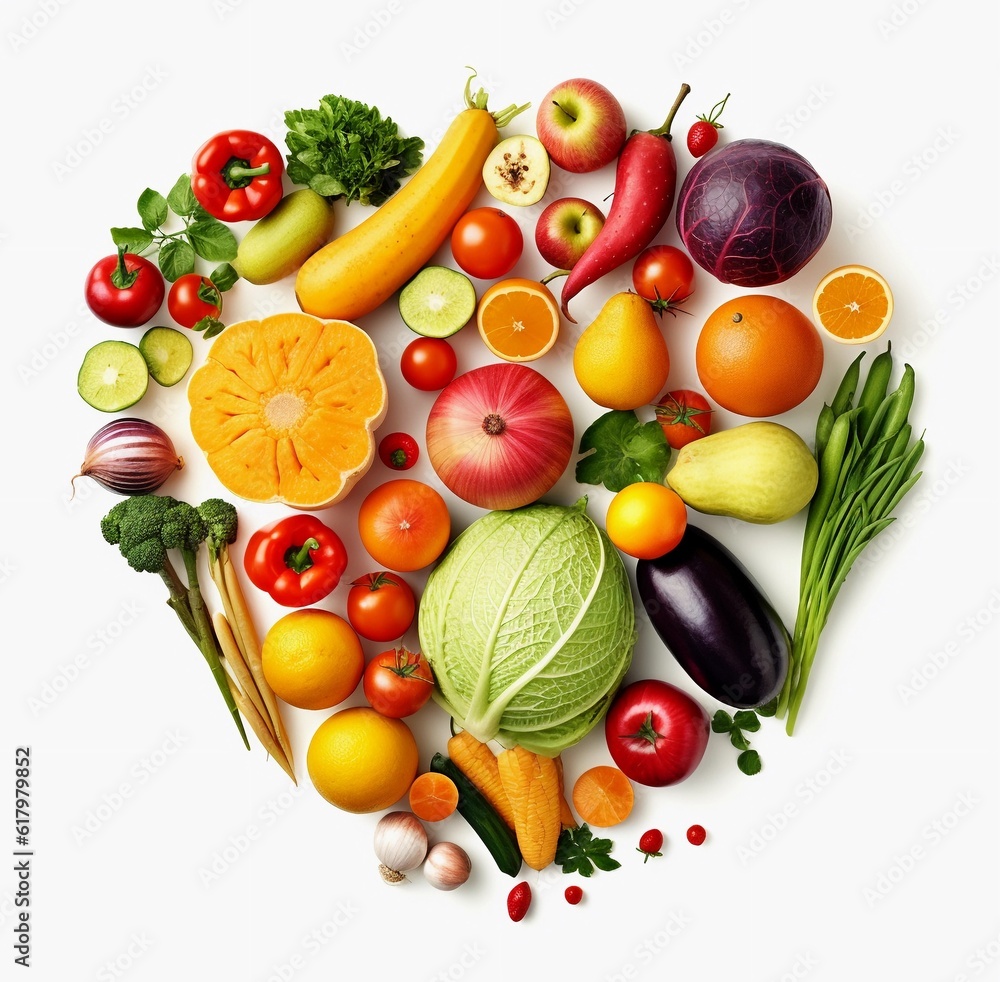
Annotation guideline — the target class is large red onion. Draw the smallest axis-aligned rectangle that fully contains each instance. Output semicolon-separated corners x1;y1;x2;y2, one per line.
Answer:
426;363;574;511
74;417;184;496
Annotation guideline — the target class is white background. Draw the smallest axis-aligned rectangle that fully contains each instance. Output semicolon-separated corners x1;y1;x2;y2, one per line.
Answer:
3;0;999;979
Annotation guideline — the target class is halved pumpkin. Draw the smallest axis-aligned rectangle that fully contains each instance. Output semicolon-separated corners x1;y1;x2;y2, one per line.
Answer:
188;312;387;509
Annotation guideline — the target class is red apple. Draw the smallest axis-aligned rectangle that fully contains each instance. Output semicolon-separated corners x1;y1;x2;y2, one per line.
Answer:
534;197;606;269
535;78;627;173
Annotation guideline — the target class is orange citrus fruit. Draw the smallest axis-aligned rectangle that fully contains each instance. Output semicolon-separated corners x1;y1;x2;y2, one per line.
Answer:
571;765;635;828
476;277;561;362
408;771;460;822
261;609;364;711
695;295;824;417
306;707;419;813
606;483;688;560
812;264;893;343
357;479;451;572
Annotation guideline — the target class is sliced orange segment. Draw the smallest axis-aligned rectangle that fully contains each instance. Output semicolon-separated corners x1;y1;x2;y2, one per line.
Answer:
812;265;893;344
476;277;560;362
188;312;387;509
571;765;634;828
408;771;459;823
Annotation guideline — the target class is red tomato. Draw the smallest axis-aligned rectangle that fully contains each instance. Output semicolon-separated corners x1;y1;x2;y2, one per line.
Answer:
363;647;435;718
654;389;714;449
451;207;523;280
604;679;710;787
85;249;165;327
167;274;222;328
400;337;457;391
632;245;695;308
347;572;416;642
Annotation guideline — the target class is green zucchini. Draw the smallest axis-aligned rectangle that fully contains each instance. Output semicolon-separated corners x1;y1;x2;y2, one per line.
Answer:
430;753;522;877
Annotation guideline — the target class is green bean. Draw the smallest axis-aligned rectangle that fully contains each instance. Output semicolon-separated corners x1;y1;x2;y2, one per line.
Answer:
814;403;836;459
886;422;912;463
875;364;915;464
856;344;893;441
830;350;865;416
799;408;852;586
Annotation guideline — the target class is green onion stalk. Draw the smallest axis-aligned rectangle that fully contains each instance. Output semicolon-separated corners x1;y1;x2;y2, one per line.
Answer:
777;344;924;734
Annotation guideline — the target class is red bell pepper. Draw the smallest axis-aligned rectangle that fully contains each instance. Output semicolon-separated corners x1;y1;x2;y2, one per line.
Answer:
191;129;284;223
244;515;348;608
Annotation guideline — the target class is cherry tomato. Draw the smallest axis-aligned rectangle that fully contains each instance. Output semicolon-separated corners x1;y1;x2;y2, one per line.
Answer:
686;824;707;846
632;245;695;310
451;207;523;280
85;248;165;327
400;337;457;391
654;389;714;450
167;273;222;329
363;646;435;718
605;483;687;561
378;432;419;470
347;572;416;642
564;885;584;905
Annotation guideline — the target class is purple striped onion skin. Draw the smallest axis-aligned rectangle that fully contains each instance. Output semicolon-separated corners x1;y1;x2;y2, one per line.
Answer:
74;417;184;496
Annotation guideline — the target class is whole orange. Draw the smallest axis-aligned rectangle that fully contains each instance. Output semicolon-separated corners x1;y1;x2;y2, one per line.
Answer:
695;296;824;417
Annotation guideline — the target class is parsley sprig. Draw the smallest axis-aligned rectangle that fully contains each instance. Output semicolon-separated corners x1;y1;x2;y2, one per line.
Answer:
576;409;671;492
711;698;777;776
284;95;424;207
556;824;621;877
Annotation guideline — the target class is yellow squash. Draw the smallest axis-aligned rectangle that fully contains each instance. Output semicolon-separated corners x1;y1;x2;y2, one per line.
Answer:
295;73;528;322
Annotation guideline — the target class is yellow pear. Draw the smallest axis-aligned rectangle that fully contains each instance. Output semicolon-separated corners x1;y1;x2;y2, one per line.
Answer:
572;292;670;410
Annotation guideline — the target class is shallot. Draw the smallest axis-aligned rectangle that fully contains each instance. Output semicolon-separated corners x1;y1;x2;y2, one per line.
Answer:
73;418;183;496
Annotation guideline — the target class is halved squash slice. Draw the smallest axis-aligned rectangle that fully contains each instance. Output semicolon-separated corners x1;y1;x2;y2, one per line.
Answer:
188;312;387;509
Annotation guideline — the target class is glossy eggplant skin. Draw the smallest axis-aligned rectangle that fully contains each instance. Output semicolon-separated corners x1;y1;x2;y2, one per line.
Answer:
635;525;789;708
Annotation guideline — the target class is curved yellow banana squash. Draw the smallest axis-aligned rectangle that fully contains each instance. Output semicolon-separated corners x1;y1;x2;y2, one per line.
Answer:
296;77;528;322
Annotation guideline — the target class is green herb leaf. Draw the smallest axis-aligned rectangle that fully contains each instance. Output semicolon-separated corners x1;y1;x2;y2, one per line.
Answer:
729;729;750;751
576;410;671;492
711;710;734;734
283;95;424;207
166;174;199;217
157;238;196;281
187;219;238;262
733;710;761;732
137;188;168;232
756;697;778;718
737;750;762;776
210;262;239;292
193;316;226;339
556;824;620;877
110;226;154;254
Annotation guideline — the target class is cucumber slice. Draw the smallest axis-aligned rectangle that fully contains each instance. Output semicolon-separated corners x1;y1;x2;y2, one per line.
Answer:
77;340;149;412
139;326;194;386
398;265;476;337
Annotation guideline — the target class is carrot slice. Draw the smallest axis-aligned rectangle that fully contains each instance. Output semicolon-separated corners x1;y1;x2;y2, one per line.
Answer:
409;771;460;823
572;765;634;828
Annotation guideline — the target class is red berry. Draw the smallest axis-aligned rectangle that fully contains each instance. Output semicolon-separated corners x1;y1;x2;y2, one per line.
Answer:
686;93;730;158
637;829;664;862
378;432;419;470
507;881;532;922
564;885;584;905
686;824;707;846
686;121;719;158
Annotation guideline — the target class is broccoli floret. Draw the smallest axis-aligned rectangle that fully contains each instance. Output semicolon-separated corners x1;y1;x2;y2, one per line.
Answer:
198;498;239;564
100;494;178;557
161;501;207;555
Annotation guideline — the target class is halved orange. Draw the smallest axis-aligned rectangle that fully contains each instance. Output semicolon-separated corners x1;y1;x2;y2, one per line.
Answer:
571;765;634;828
188;312;387;509
476;277;560;362
812;265;894;344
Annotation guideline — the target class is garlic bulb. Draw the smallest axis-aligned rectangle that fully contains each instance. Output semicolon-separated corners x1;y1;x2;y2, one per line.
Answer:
423;841;471;891
373;811;428;884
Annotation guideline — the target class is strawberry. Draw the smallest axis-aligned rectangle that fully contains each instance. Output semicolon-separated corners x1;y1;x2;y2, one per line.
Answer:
507;881;532;922
686;93;730;158
637;829;664;862
564;885;584;905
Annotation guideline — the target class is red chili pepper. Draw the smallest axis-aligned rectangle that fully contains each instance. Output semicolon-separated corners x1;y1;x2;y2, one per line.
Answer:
244;515;348;608
191;129;284;223
378;432;419;470
560;83;690;322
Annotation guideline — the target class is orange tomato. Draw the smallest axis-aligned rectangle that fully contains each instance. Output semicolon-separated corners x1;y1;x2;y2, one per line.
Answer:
357;479;451;572
605;483;687;560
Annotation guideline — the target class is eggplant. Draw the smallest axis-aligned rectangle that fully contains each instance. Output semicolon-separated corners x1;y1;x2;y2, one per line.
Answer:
635;524;789;708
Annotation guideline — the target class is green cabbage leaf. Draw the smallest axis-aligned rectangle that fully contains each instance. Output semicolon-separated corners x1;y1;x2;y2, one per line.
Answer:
418;498;636;755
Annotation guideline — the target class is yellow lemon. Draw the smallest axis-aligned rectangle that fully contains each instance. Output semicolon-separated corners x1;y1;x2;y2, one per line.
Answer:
262;609;363;711
307;707;419;813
